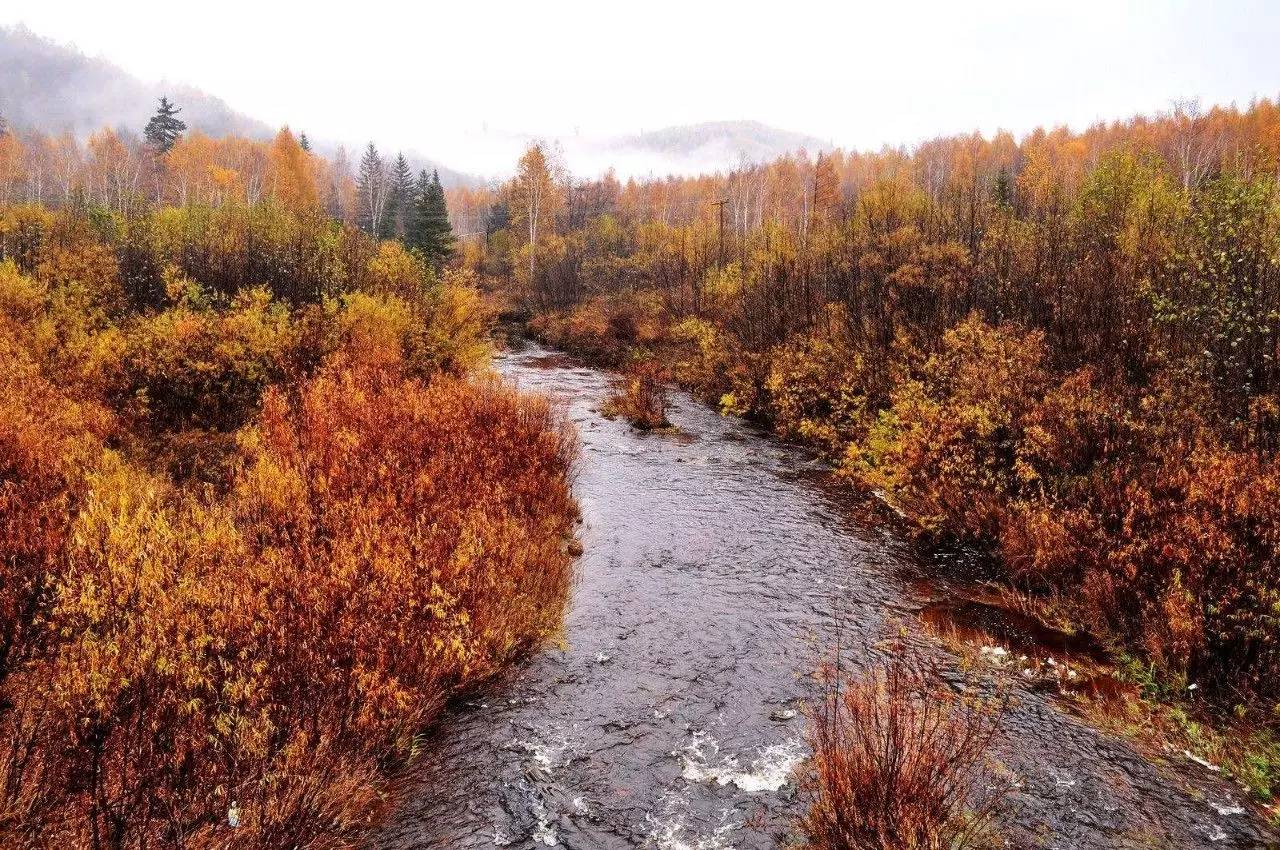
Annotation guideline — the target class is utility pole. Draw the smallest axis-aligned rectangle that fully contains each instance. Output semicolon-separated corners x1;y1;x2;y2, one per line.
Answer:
712;198;728;269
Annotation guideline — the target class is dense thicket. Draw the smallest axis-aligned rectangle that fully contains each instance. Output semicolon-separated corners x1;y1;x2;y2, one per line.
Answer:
0;184;576;848
477;100;1280;713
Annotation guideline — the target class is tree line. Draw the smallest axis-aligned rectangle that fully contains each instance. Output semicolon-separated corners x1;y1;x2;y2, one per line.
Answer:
0;97;456;268
475;98;1280;721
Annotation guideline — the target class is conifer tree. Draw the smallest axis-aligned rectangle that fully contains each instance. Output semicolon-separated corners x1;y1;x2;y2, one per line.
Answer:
299;132;311;153
485;200;510;237
992;167;1014;208
380;153;414;240
410;169;455;268
143;96;186;153
407;169;431;251
356;142;386;236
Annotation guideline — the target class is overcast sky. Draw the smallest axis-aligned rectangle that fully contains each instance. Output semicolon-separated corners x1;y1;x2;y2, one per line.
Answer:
3;0;1278;176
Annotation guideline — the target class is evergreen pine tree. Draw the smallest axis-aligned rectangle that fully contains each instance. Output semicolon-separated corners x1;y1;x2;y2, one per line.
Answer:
395;155;415;234
356;143;386;236
144;96;186;153
299;132;311;153
380;153;413;240
484;200;510;237
410;169;455;269
992;167;1013;209
407;170;431;251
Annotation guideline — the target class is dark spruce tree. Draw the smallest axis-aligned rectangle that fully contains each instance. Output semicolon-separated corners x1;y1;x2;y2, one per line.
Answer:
484;200;510;237
407;169;432;251
144;96;187;153
379;153;414;240
394;155;415;233
410;169;456;269
299;132;311;153
992;167;1014;209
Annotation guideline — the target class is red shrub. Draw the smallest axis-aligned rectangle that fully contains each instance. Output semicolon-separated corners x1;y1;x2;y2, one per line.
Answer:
804;651;1007;850
603;358;671;429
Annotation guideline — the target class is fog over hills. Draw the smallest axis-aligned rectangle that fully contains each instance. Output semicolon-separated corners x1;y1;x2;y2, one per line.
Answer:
0;24;833;183
618;120;832;167
0;24;268;139
575;120;834;177
0;24;476;187
457;119;834;179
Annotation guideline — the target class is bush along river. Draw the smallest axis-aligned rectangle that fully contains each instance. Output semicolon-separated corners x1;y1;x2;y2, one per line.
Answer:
373;341;1278;850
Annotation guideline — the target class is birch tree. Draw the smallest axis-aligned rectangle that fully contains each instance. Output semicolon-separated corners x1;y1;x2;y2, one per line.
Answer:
508;142;562;291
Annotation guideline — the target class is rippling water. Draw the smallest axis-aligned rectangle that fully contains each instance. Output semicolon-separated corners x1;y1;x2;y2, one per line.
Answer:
372;343;1276;850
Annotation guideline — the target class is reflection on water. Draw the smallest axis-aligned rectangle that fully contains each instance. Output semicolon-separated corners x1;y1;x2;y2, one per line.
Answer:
372;342;1274;850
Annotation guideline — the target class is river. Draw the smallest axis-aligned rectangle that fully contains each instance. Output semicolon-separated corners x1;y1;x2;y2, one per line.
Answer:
373;342;1277;850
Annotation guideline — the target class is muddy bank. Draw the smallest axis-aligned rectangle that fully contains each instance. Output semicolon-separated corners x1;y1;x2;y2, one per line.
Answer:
372;342;1276;850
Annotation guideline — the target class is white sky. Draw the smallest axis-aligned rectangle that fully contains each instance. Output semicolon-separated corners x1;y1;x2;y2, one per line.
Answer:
3;0;1278;177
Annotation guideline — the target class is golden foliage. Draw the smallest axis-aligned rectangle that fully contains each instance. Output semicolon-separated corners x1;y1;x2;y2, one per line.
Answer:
514;100;1280;712
0;206;578;849
602;358;670;430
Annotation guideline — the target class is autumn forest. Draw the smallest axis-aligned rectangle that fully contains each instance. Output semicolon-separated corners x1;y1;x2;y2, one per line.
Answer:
3;28;1280;848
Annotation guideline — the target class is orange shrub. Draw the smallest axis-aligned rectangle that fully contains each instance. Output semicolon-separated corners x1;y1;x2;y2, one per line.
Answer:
803;651;1006;850
603;357;671;429
35;241;126;318
530;293;669;364
2;458;243;848
0;204;55;274
219;362;577;844
764;305;869;458
1098;443;1280;696
0;330;113;683
848;315;1050;543
117;286;293;435
530;299;614;358
0;351;578;849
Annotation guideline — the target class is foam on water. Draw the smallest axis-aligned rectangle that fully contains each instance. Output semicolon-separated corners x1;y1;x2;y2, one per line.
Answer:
509;737;570;774
678;730;803;793
645;804;738;850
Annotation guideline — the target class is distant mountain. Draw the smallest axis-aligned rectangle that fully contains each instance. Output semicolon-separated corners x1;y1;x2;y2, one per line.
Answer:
0;25;825;184
607;120;833;173
0;24;269;140
0;24;477;187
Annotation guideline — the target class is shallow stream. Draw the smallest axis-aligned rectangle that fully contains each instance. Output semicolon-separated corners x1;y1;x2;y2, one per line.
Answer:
374;342;1276;850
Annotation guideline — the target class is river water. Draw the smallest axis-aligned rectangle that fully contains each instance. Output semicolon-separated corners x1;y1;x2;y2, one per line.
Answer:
373;342;1277;850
